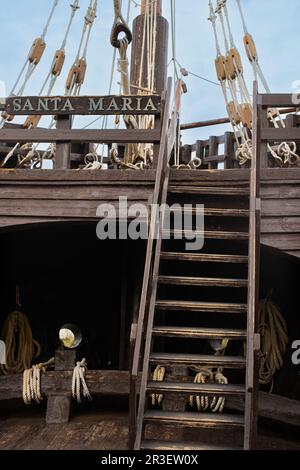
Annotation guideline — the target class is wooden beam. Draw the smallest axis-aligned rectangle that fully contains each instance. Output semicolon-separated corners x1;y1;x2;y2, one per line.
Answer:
180;108;296;131
261;128;300;142
258;94;299;108
0;128;161;144
0;370;140;401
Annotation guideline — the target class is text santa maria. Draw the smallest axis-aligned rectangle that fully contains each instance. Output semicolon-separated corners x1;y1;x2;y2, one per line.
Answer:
5;95;161;116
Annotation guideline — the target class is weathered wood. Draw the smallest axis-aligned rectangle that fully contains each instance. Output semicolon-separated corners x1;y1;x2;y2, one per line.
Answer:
0;370;138;401
5;95;162;116
261;128;300;142
55;115;71;169
46;350;76;424
261;217;300;233
258;94;298;108
0;128;161;144
244;81;261;450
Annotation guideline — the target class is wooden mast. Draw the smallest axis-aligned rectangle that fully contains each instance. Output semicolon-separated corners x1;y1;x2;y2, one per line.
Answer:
130;0;168;95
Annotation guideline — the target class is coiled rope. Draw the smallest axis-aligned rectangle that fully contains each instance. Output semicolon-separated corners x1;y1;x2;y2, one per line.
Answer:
23;358;55;404
258;295;288;392
0;309;41;375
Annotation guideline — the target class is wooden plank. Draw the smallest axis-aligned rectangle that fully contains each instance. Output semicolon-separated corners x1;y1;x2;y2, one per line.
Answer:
261;233;300;250
262;199;300;216
0;128;160;144
0;185;152;200
5;95;162;115
261;128;300;142
259;94;298;108
261;217;300;233
0;169;157;181
261;184;300;199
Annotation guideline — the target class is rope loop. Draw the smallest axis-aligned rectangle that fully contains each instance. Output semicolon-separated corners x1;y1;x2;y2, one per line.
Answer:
111;0;132;48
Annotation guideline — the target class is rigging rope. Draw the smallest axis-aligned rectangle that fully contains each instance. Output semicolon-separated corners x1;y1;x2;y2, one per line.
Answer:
0;0;59;128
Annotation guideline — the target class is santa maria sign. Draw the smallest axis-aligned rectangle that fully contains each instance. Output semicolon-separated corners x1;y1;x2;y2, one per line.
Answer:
5;95;161;116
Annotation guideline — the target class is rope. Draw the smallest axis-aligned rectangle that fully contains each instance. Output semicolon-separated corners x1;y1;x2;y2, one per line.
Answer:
151;365;165;406
72;358;92;403
258;295;289;392
0;309;41;375
23;358;55;404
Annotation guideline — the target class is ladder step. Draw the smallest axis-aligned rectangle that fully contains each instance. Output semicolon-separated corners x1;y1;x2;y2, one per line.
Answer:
147;381;245;396
144;410;245;428
141;440;241;451
158;275;248;288
165;229;249;240
150;353;246;368
155;300;247;313
161;252;248;264
152;326;247;340
171;207;249;217
169;186;249;196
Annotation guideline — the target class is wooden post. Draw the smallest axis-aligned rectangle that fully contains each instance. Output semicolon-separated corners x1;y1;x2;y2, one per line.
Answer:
55;115;71;169
46;349;76;424
130;1;168;168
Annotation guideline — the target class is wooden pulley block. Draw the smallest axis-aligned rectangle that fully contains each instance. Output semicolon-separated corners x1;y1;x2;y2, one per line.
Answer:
76;58;87;85
226;101;241;125
28;37;46;65
225;53;237;80
215;55;226;81
65;64;79;91
239;103;253;129
52;49;65;76
228;47;243;75
1;111;14;122
181;81;188;94
243;33;257;62
23;115;41;129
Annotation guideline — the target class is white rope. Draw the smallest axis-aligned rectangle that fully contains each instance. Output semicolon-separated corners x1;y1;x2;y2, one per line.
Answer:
72;358;92;403
23;358;55;405
151;365;165;406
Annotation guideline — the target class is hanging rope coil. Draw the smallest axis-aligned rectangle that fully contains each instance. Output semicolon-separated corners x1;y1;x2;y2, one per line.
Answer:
111;0;132;48
0;308;41;375
22;358;55;404
258;296;289;391
72;358;92;403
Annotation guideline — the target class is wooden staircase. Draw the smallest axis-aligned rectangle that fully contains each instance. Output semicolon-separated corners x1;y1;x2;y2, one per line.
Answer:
129;83;261;451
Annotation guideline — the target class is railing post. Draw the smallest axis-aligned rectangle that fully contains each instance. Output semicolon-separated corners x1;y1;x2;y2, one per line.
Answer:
55;115;71;169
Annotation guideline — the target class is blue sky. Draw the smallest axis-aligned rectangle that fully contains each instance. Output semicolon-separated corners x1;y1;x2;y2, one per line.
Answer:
1;0;300;143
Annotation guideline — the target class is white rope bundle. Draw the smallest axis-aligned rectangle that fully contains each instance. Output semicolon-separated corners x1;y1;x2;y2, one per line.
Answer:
22;358;55;405
189;368;228;413
72;358;92;403
151;365;165;406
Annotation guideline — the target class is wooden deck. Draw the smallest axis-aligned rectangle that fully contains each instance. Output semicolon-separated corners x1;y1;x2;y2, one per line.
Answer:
0;405;299;450
0;167;299;258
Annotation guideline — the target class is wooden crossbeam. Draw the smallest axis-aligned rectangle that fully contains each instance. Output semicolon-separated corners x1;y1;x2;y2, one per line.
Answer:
0;128;161;144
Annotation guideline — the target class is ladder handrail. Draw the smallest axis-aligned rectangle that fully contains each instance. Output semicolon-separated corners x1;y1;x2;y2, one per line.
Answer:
244;81;261;450
129;79;182;449
131;77;173;381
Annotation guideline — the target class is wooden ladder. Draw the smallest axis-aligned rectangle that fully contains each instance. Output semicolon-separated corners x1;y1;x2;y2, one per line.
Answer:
129;83;261;451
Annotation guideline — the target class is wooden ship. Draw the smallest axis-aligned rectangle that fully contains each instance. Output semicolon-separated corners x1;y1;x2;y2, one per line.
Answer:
0;0;299;451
